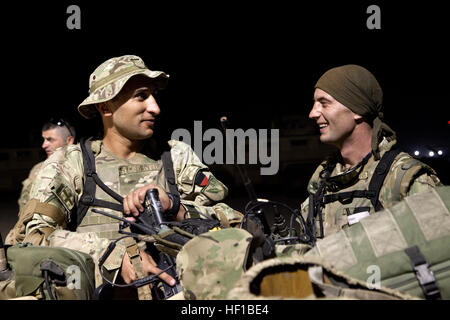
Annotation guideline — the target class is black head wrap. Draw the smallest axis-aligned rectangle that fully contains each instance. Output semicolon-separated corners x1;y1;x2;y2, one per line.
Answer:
314;64;395;160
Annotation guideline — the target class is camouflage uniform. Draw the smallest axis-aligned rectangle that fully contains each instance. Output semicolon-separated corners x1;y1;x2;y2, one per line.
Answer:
300;136;441;237
17;161;44;211
13;55;242;287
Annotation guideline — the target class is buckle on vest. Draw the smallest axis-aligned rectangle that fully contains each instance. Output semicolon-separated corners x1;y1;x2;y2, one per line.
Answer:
414;263;441;299
414;263;435;286
81;195;94;204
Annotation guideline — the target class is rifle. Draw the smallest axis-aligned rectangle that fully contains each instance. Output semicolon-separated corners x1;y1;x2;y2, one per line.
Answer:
92;188;221;300
92;189;189;300
219;116;313;252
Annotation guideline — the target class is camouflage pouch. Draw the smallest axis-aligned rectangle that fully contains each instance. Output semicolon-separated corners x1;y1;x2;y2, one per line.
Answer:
4;243;95;300
304;186;450;300
227;255;414;300
176;228;253;299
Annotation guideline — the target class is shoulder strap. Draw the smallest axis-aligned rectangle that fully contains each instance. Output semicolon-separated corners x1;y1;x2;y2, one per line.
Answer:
367;147;402;212
161;150;181;215
69;138;124;231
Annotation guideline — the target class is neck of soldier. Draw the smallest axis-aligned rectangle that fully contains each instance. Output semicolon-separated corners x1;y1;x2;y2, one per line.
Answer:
339;125;372;169
102;129;144;160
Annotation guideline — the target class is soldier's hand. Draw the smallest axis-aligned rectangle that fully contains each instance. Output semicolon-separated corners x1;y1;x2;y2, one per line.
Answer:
120;250;176;286
123;184;172;218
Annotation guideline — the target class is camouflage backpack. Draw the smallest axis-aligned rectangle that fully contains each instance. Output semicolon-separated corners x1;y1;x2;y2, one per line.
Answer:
304;186;450;300
0;243;95;300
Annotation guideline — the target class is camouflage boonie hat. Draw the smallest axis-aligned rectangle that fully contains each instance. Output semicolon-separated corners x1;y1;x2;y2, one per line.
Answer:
78;55;169;119
176;228;253;300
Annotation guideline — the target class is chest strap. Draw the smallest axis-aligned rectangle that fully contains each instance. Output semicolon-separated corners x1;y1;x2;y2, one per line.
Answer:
367;147;401;211
161;151;181;216
308;147;401;240
69;137;125;231
71;137;181;230
317;147;401;211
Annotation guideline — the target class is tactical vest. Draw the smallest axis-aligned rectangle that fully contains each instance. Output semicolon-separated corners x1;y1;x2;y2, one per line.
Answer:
67;137;180;240
306;145;436;240
307;147;400;240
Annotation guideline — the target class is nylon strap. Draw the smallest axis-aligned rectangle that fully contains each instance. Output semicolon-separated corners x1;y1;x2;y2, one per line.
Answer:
322;190;376;204
404;245;441;300
161;151;181;216
126;242;153;300
367;147;401;211
71;137;125;230
311;146;401;237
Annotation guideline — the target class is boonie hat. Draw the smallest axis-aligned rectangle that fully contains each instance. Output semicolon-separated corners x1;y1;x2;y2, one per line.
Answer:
78;55;169;119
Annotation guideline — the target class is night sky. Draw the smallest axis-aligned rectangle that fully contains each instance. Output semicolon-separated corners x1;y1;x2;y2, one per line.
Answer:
2;1;448;159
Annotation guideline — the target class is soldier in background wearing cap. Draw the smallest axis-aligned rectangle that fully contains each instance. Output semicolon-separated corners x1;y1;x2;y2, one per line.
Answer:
9;55;242;299
300;64;441;239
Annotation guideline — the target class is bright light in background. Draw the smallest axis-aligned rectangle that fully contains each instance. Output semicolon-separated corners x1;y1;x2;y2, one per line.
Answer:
414;150;420;156
438;150;443;155
429;151;435;157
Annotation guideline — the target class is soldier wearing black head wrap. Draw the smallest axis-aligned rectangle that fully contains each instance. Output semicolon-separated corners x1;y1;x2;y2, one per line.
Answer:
301;64;441;239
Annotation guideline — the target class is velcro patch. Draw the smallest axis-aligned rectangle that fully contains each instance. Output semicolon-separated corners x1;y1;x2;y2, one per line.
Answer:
195;171;209;187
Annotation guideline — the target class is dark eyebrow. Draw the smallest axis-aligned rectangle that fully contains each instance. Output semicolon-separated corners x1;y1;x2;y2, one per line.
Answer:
134;87;150;94
316;97;332;103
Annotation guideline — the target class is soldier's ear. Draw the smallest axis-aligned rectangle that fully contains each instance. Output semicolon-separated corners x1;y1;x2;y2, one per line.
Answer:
96;102;113;117
353;113;364;123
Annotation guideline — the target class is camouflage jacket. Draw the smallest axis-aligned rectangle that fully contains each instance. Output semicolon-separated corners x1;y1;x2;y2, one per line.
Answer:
299;137;441;237
17;161;44;211
19;139;242;285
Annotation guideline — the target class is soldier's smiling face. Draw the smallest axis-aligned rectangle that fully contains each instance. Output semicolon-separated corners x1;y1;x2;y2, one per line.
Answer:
309;88;360;149
100;75;161;141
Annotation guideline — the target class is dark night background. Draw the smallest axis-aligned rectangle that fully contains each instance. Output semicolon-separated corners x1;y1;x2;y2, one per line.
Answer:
0;1;449;230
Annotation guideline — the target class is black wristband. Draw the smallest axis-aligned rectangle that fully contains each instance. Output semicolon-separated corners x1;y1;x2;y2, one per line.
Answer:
166;193;181;217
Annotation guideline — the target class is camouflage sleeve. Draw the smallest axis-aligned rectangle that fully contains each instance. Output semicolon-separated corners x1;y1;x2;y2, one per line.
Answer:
406;172;441;197
168;140;243;225
380;153;442;208
17;161;44;211
24;144;84;238
21;145;126;275
169;140;228;204
181;200;243;227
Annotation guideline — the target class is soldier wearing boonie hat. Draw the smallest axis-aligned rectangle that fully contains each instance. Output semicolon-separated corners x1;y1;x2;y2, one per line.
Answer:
9;54;242;300
78;55;169;119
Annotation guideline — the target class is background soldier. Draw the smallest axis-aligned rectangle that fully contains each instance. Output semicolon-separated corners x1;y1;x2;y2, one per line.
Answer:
8;55;242;298
17;118;76;211
301;64;441;238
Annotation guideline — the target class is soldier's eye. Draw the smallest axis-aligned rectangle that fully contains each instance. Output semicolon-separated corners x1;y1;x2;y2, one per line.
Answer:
135;91;149;100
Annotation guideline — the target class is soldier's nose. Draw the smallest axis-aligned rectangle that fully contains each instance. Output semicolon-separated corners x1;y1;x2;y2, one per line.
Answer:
146;96;160;115
309;104;321;120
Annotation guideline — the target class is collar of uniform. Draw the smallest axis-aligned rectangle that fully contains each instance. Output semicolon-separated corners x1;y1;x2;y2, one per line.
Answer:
91;139;103;157
92;139;159;164
332;136;397;178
